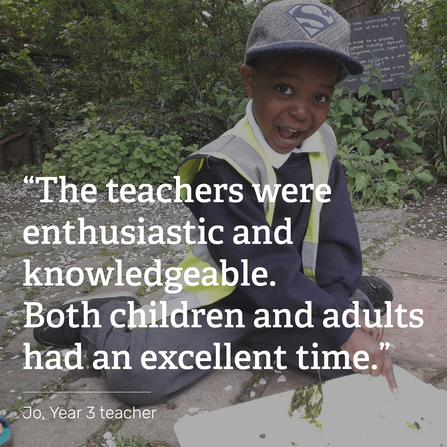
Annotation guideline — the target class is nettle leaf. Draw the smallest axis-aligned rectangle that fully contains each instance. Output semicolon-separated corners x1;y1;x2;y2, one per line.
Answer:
388;116;413;133
346;168;359;178
373;110;389;124
133;148;144;159
136;169;146;179
339;99;353;116
79;166;89;177
363;129;391;140
417;172;435;183
381;162;402;174
140;152;152;163
96;151;108;160
357;139;372;155
355;172;369;191
418;109;437;118
358;84;371;99
216;93;226;107
398;141;423;153
127;159;139;170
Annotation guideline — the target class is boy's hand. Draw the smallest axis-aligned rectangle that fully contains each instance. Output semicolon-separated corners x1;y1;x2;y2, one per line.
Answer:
341;328;398;395
357;314;384;341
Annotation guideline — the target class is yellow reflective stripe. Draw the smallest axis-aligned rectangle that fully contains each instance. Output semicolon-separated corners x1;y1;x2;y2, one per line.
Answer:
178;123;330;290
178;158;204;201
226;118;277;225
176;250;236;304
302;132;329;283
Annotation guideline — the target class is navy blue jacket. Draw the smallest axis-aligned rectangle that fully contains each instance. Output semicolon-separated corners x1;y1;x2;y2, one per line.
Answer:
186;151;361;348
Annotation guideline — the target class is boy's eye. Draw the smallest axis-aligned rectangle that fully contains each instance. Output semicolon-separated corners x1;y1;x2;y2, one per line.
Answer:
277;85;293;95
314;94;329;103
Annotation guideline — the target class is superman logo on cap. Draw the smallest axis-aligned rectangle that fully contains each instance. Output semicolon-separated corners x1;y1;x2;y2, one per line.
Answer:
286;4;335;39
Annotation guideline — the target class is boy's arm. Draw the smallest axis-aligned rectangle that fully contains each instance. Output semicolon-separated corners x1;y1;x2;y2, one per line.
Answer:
314;158;363;302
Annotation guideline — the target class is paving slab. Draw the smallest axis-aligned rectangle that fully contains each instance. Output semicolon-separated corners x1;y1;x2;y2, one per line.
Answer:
0;281;13;291
0;262;26;283
0;289;27;313
372;237;447;279
381;277;447;374
5;327;35;355
0;356;64;409
11;378;121;447
357;221;397;241
355;208;409;226
67;255;112;270
7;242;51;255
118;369;252;447
139;288;166;305
0;257;20;267
0;318;9;339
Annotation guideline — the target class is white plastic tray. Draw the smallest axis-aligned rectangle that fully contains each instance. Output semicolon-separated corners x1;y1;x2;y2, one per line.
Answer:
175;366;446;447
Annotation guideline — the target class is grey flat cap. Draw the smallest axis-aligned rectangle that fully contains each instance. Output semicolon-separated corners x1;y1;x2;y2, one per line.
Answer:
245;0;364;83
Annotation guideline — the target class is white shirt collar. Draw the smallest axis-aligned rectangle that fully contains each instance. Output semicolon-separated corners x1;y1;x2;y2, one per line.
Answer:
246;100;324;169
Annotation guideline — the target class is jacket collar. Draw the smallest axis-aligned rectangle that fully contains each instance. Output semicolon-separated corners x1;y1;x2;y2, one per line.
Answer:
246;100;324;169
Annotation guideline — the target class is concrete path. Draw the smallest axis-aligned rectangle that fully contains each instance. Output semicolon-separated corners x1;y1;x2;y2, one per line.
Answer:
0;181;446;447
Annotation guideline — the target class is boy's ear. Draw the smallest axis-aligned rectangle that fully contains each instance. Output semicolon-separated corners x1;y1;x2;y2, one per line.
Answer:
240;64;256;98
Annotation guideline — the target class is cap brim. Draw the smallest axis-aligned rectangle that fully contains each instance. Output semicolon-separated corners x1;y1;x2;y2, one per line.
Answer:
245;42;364;84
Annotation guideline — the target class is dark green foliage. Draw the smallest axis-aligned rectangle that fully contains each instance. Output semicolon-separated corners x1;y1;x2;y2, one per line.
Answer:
1;0;446;206
42;117;197;189
0;48;39;105
393;0;447;81
327;62;436;207
1;0;257;106
400;68;447;181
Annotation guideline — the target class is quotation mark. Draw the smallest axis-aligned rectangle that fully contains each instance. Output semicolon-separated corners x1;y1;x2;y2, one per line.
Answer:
24;176;35;184
371;342;391;370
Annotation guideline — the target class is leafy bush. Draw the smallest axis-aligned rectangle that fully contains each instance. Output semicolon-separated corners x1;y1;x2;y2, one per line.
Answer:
114;102;226;149
328;63;435;207
42;118;197;189
0;91;82;140
400;67;447;180
0;46;41;106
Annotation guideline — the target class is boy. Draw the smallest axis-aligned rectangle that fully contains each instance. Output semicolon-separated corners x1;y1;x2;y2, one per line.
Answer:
34;0;397;405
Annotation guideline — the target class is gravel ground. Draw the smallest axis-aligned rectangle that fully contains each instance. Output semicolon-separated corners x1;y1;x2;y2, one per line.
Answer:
404;184;447;241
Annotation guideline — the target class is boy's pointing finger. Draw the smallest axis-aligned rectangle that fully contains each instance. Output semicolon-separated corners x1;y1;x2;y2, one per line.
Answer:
383;357;398;395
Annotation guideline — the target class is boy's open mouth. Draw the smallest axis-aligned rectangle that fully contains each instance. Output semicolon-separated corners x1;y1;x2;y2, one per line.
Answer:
277;126;305;144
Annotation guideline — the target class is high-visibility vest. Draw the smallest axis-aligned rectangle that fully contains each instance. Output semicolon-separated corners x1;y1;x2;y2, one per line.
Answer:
130;117;337;327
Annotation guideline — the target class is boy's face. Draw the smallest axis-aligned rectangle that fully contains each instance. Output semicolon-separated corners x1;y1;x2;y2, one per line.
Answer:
241;54;338;154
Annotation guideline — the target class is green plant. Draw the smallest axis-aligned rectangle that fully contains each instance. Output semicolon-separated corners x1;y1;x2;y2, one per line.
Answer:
114;435;169;447
0;46;41;105
400;67;447;180
214;83;250;128
328;63;435;207
42;118;197;188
